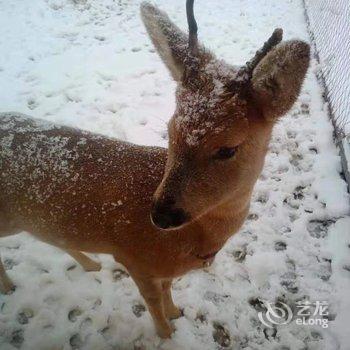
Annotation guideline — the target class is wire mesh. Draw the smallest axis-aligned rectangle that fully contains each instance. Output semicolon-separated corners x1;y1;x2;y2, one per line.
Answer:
304;0;350;140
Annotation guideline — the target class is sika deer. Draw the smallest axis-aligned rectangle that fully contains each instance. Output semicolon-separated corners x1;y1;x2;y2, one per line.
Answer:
0;0;309;338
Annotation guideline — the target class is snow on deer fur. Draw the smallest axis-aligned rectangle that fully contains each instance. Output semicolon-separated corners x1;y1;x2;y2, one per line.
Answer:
0;0;349;349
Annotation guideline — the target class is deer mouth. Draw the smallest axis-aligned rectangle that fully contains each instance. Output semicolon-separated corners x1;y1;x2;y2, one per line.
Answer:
196;250;219;261
196;250;219;267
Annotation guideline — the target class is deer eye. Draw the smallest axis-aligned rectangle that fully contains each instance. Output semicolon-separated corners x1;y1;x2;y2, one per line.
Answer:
213;147;237;160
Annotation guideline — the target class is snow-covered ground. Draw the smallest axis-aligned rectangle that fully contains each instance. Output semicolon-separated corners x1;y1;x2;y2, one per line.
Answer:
0;0;350;349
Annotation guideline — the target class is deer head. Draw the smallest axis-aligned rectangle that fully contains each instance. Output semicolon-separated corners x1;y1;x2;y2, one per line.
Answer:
141;1;310;230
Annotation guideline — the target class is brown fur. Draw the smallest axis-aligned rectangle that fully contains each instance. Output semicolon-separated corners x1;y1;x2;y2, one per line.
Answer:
0;2;310;338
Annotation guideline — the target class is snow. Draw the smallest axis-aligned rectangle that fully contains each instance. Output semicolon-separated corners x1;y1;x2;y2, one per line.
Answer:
0;0;349;349
326;218;350;348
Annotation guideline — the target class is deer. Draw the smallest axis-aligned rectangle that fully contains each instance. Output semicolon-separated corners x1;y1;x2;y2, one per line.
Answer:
0;0;309;339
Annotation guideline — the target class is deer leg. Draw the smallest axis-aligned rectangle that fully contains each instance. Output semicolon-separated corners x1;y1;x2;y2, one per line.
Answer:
0;255;15;294
162;279;182;320
132;274;173;338
65;249;101;272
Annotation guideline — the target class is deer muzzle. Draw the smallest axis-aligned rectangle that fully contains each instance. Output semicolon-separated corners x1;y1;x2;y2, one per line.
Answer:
150;198;190;230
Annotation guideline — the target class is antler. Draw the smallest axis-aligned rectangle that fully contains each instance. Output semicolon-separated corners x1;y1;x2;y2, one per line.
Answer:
186;0;198;56
228;28;283;92
245;28;283;79
183;0;200;85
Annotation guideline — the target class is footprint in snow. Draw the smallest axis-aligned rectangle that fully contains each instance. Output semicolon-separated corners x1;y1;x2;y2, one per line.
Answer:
68;308;82;322
307;219;335;238
17;308;34;325
213;322;231;348
132;303;146;318
231;246;247;262
275;241;287;251
10;329;24;349
70;333;83;349
113;268;129;281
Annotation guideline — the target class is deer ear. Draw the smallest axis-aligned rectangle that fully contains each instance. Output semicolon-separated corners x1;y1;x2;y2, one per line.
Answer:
141;2;189;81
251;40;310;121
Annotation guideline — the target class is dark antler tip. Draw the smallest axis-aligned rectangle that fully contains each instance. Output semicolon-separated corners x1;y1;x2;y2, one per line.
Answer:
272;28;283;42
186;0;198;56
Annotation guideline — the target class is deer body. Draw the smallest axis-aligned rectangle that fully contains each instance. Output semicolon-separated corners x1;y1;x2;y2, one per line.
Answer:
0;112;269;338
0;1;310;339
0;112;269;277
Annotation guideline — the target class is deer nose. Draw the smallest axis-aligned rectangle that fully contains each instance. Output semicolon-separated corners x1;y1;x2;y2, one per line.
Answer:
151;199;189;230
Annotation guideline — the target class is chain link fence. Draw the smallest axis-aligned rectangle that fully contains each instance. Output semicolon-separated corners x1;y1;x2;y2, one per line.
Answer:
303;0;350;191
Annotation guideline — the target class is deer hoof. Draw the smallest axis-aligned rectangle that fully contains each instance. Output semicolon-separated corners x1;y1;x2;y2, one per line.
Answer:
84;261;102;272
168;306;183;320
0;280;16;294
157;322;174;339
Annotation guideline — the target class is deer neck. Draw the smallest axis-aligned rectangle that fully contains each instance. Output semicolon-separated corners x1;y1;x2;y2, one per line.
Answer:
191;187;252;244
